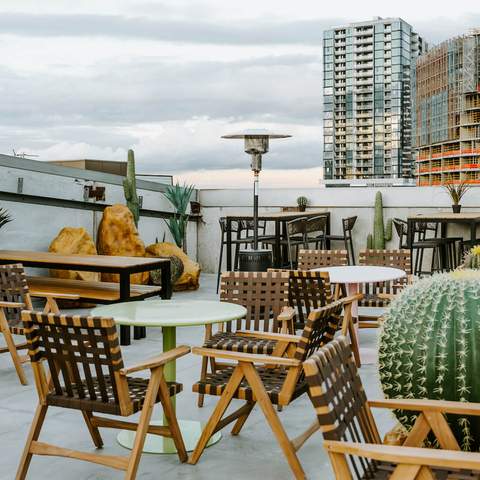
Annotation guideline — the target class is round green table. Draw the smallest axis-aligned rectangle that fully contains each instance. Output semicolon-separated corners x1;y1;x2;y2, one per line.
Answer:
92;299;246;454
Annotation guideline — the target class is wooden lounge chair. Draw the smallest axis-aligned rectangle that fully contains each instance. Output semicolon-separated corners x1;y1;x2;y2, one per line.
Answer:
358;249;412;328
304;336;480;479
189;300;345;480
16;311;188;480
0;263;79;385
297;249;349;270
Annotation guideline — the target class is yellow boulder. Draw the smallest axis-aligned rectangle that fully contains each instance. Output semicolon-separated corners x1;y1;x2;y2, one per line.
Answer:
146;242;200;291
49;227;99;281
97;204;148;284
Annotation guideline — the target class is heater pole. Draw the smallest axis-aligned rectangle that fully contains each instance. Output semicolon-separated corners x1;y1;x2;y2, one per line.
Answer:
253;170;259;250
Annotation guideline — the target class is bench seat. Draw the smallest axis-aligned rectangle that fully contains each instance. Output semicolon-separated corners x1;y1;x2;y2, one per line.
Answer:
28;276;162;304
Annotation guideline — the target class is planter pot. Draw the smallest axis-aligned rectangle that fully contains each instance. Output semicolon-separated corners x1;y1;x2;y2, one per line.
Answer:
190;201;201;215
298;205;306;212
452;204;462;213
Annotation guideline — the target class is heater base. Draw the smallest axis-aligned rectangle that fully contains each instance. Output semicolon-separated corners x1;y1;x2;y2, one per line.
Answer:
238;249;272;272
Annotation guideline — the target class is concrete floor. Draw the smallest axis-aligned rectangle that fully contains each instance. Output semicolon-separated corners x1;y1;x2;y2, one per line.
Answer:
0;274;395;480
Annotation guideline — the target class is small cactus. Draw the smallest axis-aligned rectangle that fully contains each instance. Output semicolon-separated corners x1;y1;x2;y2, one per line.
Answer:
366;191;392;249
123;149;140;227
297;196;308;211
463;245;480;269
379;271;480;450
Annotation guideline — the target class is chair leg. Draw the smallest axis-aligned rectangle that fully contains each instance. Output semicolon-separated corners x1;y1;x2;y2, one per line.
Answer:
125;369;163;480
198;324;213;408
16;404;48;480
82;411;104;448
216;242;224;294
231;401;256;436
189;365;245;465
157;375;187;463
0;311;28;385
242;364;305;480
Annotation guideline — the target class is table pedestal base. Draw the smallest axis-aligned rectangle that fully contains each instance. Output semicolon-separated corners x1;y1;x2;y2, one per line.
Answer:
117;419;221;454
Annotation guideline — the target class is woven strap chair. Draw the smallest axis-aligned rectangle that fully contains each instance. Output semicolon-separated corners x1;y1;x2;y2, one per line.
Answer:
0;263;79;385
358;249;412;328
304;336;480;479
16;311;189;480
189;300;345;480
297;249;349;270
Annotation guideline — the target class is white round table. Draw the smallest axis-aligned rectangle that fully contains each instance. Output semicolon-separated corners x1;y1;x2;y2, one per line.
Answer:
92;299;246;454
313;265;406;317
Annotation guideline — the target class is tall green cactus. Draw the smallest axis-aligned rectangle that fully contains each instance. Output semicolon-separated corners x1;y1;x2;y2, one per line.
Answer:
123;149;140;226
379;271;480;450
366;191;392;249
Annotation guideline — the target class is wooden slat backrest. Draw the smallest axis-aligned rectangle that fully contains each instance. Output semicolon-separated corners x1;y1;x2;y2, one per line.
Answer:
298;250;348;270
21;311;129;413
359;249;411;299
304;337;381;479
220;271;290;332
0;263;32;330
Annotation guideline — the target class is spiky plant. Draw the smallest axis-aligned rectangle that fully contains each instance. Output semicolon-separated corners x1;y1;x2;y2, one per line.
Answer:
379;270;480;450
366;191;392;249
296;196;308;208
444;181;470;205
463;245;480;269
162;182;195;249
0;208;12;230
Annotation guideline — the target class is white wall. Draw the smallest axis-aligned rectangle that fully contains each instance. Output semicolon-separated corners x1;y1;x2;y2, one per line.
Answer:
197;186;480;273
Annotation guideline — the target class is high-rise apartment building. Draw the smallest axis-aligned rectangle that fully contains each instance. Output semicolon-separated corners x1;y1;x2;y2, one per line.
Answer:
323;18;426;184
415;31;480;186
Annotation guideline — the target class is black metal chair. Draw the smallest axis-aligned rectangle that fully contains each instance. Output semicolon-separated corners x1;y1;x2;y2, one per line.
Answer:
216;218;244;293
324;216;357;265
305;215;328;249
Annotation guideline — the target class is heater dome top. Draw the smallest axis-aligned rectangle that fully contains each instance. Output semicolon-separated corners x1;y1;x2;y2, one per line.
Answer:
222;129;291;139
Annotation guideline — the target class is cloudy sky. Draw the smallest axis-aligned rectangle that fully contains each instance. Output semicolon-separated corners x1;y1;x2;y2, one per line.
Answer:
1;1;479;187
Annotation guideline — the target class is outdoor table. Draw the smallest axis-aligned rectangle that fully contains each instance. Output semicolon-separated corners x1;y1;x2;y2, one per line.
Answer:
92;299;247;454
224;209;331;268
313;265;406;320
407;212;480;247
0;249;171;345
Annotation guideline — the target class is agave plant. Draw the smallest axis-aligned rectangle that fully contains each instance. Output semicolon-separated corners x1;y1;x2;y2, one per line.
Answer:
444;181;470;205
162;182;195;249
0;208;12;230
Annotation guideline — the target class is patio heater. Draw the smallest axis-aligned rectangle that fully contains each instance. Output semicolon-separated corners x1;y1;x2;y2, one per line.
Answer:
222;129;291;271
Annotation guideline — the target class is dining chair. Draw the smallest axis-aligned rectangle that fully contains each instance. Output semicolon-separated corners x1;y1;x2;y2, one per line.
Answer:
189;300;345;480
0;263;79;385
297;249;348;270
304;215;328;249
304;336;480;480
324;216;357;265
17;310;188;479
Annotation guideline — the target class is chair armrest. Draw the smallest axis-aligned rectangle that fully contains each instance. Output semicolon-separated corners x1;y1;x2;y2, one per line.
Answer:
277;306;295;322
31;291;80;301
323;440;480;471
120;345;190;375
235;330;301;343
377;293;396;301
368;398;480;416
191;346;301;367
342;294;363;305
0;301;25;308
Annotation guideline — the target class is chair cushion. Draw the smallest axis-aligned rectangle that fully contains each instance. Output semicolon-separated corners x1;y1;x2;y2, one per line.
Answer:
46;375;182;415
204;331;277;355
193;366;307;405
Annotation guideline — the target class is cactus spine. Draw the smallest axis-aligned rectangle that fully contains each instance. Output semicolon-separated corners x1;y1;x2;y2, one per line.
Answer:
463;246;480;269
379;271;480;450
366;191;392;249
123;149;140;226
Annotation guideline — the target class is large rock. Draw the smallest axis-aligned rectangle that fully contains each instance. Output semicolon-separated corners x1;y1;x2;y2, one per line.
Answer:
146;242;200;291
97;204;148;284
49;227;100;281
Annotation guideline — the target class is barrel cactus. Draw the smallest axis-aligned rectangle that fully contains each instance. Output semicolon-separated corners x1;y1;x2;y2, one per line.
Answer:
150;255;184;286
463;245;480;269
123;149;140;227
379;270;480;450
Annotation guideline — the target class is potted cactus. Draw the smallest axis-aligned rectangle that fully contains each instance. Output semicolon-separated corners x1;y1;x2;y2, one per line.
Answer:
296;196;308;212
444;181;470;213
379;271;480;451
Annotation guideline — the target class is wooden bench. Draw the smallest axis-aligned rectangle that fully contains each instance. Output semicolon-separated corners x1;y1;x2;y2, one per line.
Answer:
28;276;162;304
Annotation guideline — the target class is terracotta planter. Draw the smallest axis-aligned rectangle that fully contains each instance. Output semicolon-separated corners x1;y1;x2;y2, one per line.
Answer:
298;205;306;212
452;204;461;213
190;201;201;215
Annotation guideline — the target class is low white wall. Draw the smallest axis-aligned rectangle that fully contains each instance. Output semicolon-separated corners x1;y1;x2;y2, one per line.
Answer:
197;186;480;273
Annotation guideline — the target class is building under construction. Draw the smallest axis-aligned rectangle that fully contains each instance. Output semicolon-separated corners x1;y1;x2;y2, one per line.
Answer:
415;30;480;185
